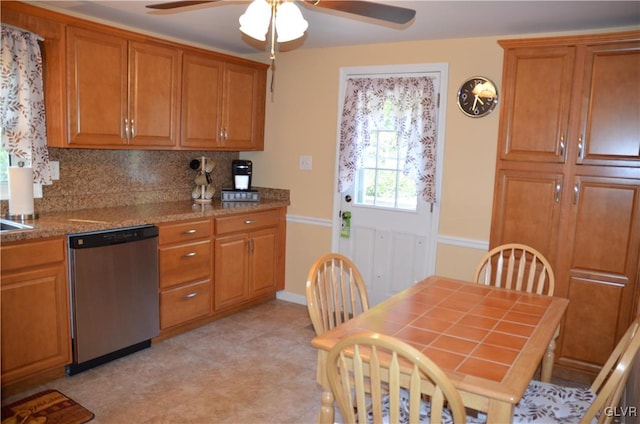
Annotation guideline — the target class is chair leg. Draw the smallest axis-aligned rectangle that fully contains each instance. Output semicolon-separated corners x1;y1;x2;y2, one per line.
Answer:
541;326;560;382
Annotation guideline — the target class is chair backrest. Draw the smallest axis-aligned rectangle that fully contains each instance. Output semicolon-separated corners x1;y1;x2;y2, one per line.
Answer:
326;332;467;424
583;317;640;424
472;243;555;295
305;253;369;336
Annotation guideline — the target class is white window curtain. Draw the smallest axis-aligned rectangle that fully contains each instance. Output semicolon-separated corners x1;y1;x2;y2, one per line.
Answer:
338;76;437;203
1;25;51;184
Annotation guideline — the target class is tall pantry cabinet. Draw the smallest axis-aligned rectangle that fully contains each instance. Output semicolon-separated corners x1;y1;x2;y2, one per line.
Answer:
490;31;640;378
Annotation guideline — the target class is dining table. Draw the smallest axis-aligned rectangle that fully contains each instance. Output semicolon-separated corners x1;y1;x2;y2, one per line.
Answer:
311;275;569;424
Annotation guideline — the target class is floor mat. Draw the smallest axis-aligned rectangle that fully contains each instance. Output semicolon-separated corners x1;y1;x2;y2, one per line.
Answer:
1;390;94;424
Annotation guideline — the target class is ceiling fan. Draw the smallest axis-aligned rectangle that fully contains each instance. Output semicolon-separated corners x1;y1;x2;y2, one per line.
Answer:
146;1;417;25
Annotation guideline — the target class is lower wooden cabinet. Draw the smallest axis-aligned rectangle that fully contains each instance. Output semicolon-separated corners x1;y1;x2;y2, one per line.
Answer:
0;237;71;387
158;219;212;332
214;209;281;311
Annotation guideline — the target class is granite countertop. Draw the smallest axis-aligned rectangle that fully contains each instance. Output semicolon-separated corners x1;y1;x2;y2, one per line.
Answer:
0;198;289;243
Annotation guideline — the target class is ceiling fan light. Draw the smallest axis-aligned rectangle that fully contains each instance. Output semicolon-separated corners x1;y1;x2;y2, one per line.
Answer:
275;2;308;42
239;0;271;41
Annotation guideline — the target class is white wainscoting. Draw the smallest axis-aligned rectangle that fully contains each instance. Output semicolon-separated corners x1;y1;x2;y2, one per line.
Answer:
280;214;489;306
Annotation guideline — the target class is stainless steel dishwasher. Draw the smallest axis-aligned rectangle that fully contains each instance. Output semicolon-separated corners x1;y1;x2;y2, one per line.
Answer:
67;225;159;375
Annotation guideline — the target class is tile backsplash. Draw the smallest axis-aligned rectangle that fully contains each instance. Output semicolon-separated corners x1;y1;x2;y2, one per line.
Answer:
1;148;239;214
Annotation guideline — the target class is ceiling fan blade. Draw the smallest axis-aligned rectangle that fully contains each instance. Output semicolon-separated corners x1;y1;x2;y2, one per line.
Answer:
304;1;416;24
146;1;218;10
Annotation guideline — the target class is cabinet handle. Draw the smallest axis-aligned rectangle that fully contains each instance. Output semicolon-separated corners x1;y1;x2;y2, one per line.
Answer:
245;220;255;225
182;292;198;300
182;229;197;234
573;182;580;204
249;238;254;253
224;128;228;140
559;136;565;157
130;119;135;138
124;118;129;138
183;252;197;257
555;182;561;203
577;135;584;160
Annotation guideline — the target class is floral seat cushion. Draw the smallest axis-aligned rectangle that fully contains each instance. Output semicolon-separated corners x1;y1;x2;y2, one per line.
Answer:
368;389;486;424
513;380;597;423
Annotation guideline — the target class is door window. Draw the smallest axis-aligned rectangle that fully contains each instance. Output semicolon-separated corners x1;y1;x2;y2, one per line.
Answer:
356;126;417;211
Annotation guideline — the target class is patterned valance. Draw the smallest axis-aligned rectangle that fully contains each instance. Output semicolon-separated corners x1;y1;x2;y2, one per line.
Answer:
1;25;51;184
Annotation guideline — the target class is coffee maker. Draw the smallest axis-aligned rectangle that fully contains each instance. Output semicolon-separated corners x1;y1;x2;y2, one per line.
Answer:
221;160;260;202
232;160;252;190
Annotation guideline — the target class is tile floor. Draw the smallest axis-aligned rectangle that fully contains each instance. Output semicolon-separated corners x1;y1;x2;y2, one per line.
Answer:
2;300;324;424
2;299;585;424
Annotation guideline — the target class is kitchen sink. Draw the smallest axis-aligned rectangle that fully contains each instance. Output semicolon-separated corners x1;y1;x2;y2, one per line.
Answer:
0;218;33;232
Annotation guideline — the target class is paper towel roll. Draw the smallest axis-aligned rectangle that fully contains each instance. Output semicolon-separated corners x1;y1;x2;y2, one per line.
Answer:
8;166;34;216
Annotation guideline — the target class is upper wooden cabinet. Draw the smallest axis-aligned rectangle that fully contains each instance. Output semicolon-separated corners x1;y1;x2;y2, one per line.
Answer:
498;45;576;164
498;36;640;167
1;1;268;151
67;26;179;148
491;31;640;379
180;53;266;151
576;41;640;167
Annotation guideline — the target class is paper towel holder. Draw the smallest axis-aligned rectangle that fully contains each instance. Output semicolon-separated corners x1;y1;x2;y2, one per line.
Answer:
6;161;38;221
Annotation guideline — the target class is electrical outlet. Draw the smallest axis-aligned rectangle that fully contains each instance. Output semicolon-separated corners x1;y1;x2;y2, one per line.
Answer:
50;161;60;180
299;155;312;171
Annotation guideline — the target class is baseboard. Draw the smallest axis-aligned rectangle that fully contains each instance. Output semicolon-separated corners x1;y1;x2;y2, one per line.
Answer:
276;290;306;305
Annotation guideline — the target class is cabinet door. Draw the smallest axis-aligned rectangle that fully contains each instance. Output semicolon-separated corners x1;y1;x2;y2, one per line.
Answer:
577;41;640;167
1;266;71;384
489;169;563;260
556;176;640;373
180;53;223;148
220;63;265;150
249;227;277;296
214;233;249;310
67;26;128;146
129;41;180;147
498;46;575;163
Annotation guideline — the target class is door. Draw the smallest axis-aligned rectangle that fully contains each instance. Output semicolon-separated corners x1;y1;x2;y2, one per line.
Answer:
577;41;640;167
249;227;278;296
498;45;575;163
180;53;223;148
556;175;640;373
214;233;249;310
67;26;128;146
128;41;179;147
334;64;448;306
220;63;265;150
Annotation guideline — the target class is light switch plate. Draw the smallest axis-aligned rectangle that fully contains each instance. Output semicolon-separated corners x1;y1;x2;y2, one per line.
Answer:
299;155;312;171
50;161;60;180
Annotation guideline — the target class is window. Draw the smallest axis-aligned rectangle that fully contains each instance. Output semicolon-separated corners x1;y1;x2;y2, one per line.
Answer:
355;125;417;211
339;75;438;210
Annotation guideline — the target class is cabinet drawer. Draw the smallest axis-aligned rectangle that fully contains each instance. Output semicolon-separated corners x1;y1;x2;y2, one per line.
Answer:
1;238;65;273
215;209;280;235
159;219;211;245
160;280;211;329
159;240;211;289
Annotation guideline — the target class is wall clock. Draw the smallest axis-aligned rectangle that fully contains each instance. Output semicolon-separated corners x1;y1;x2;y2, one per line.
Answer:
457;76;499;118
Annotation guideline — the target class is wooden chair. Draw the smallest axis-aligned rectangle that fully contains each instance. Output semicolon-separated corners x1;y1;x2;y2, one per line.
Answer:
473;243;555;296
305;253;370;336
513;317;640;424
326;332;468;424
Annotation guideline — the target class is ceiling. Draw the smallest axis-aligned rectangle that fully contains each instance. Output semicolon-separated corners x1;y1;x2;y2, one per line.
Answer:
33;1;640;55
